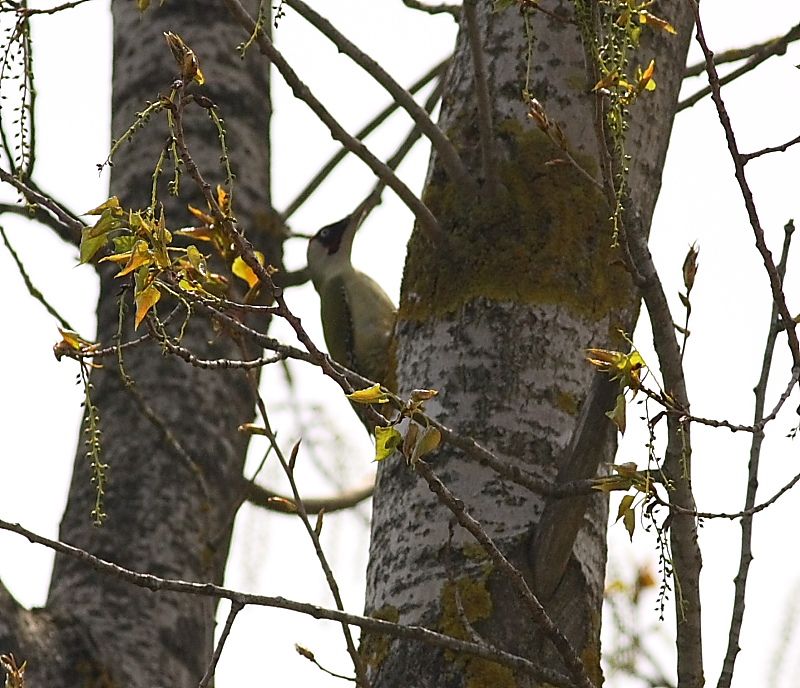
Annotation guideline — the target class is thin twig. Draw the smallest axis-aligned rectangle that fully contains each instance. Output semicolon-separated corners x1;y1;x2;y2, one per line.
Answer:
0;168;84;242
678;22;800;112
742;133;800;163
401;0;460;19
684;36;797;78
244;478;374;514
286;0;474;194
0;516;576;687
198;601;243;688
282;58;448;220
223;0;448;247
689;2;800;369
414;460;597;688
717;220;795;688
252;394;370;687
159;332;288;370
0;223;76;331
463;0;498;195
9;0;93;16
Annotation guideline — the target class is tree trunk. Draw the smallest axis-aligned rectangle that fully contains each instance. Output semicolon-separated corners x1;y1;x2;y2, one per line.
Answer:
0;2;272;685
364;4;693;686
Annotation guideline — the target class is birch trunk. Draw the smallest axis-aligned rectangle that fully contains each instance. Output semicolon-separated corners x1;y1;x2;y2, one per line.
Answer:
364;4;694;686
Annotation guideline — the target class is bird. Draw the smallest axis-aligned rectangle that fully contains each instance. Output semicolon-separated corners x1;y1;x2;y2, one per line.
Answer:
306;212;397;391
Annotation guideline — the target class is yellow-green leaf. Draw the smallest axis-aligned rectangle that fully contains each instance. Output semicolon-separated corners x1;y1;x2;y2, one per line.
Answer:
374;426;402;462
85;196;122;217
414;425;441;462
410;389;438;403
186;245;208;277
114;240;153;278
606;393;627;434
586;348;646;389
134;284;161;329
79;229;110;264
623;507;636;540
616;494;635;522
348;384;390;405
639;10;677;34
232;252;264;288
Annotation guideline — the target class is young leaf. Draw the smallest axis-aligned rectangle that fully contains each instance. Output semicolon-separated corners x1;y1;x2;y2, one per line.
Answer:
623;507;636;540
411;425;442;464
232;252;265;288
374;426;402;462
616;493;635;522
606;393;627;434
79;230;111;264
134;284;161;329
85;196;122;217
348;384;390;405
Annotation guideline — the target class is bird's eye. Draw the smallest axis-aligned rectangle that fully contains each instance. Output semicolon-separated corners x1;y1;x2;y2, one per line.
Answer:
318;228;330;240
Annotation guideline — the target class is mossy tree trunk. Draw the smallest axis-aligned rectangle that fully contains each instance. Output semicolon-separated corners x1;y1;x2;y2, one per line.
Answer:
364;4;694;686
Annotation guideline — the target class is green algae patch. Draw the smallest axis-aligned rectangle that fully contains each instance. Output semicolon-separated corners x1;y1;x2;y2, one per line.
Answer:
359;605;400;672
400;123;634;322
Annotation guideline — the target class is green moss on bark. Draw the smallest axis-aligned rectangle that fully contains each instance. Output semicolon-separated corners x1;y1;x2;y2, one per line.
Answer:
401;123;633;323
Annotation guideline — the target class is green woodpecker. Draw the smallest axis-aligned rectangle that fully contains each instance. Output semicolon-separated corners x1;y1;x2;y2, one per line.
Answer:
306;214;396;388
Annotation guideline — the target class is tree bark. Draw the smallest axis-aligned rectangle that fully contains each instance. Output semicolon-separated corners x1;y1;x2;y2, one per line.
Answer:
364;4;693;686
1;2;272;685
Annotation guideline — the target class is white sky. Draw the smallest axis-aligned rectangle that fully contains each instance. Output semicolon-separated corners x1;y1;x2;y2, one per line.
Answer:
1;1;800;686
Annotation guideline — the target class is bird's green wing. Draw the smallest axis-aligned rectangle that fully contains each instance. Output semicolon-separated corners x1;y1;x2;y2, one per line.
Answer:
319;274;356;372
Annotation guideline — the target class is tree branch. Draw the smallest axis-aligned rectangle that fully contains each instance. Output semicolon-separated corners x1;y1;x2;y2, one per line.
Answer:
678;22;800;112
717;220;794;688
0;224;76;331
689;2;800;369
285;0;475;194
198;600;242;688
281;58;448;220
401;0;460;19
463;0;498;194
0;169;83;246
222;0;448;248
414;460;597;688
0;517;575;687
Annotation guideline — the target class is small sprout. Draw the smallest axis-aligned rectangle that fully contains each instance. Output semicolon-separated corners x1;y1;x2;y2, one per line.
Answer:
238;423;268;436
348;384;390;405
682;243;700;294
164;32;205;85
586;348;646;390
266;496;297;513
374;426;403;462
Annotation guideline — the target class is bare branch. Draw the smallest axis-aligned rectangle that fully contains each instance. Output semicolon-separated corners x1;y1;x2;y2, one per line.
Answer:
463;0;498;194
198;601;242;688
0;224;76;331
414;460;597;688
689;2;800;369
717;220;795;688
282;58;448;220
9;0;94;16
678;22;800;112
401;0;460;19
245;479;373;514
0;169;83;245
285;0;475;194
223;0;449;248
0;516;579;687
683;35;794;78
742;133;800;163
251;396;369;687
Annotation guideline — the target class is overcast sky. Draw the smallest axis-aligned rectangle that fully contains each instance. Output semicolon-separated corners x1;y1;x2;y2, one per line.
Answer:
2;1;800;686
